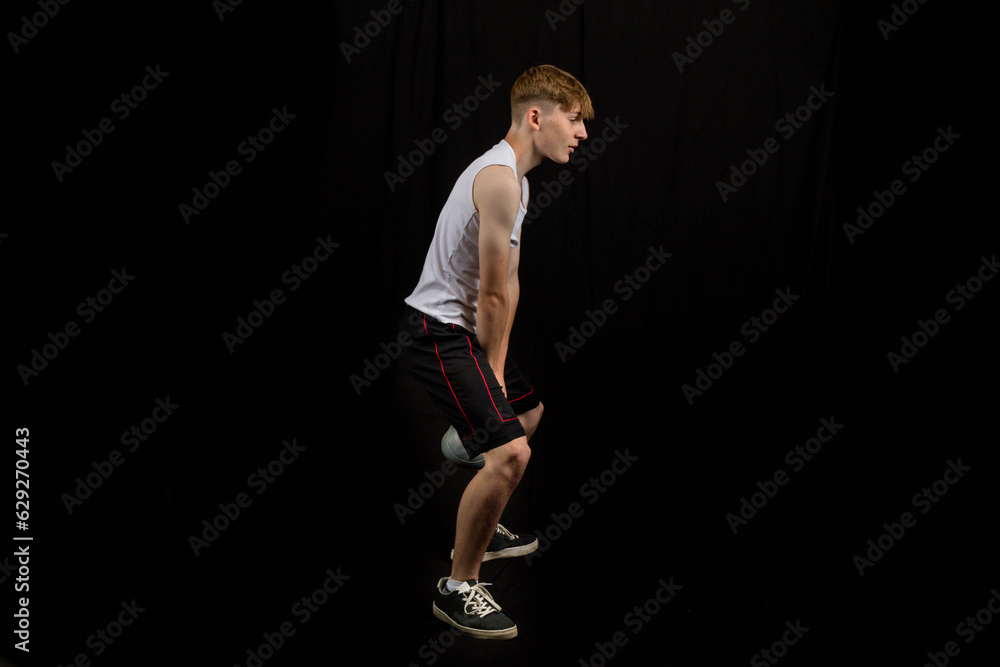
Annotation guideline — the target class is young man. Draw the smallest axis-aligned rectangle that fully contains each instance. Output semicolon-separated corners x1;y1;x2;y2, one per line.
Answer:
401;64;593;639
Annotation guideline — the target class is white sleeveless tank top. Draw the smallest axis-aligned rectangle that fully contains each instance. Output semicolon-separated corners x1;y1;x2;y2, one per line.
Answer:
404;140;529;333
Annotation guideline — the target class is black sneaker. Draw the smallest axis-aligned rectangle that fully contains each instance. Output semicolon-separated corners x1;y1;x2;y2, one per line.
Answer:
432;578;518;639
451;524;539;562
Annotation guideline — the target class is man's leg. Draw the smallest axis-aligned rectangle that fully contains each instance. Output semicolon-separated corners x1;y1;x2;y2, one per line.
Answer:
451;436;531;582
517;402;544;443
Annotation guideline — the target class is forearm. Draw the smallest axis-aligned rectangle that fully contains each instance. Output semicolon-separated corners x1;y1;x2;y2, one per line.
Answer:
477;290;509;379
497;277;519;372
481;278;518;394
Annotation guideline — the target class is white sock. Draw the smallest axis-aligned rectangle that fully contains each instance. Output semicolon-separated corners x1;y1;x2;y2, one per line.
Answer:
446;578;473;592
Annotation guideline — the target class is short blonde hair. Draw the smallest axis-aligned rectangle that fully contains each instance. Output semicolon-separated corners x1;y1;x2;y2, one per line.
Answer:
510;64;594;123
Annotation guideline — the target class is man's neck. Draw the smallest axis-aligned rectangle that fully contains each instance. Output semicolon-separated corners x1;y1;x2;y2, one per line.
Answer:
503;126;543;182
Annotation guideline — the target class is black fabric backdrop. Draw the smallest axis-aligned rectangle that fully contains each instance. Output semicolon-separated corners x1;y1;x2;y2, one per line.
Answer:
5;1;994;665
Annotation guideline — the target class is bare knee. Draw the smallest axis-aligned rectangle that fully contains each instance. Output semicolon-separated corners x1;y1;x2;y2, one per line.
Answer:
483;437;531;486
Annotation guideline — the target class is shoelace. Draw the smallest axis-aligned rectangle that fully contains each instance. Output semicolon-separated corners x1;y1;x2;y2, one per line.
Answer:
461;582;503;618
495;523;517;540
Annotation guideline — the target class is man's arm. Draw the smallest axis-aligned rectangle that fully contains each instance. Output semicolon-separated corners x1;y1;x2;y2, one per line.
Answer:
473;165;521;391
494;241;520;392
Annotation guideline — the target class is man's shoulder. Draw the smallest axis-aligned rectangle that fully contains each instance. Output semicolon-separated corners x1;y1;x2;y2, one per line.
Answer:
473;163;519;188
473;165;521;216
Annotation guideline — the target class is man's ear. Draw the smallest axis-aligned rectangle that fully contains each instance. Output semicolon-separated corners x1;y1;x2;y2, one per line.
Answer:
526;107;542;131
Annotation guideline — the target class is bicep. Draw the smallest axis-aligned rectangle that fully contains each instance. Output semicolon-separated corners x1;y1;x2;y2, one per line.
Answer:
474;167;519;298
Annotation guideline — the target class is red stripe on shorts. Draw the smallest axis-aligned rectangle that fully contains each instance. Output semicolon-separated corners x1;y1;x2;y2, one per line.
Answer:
424;315;475;435
464;335;518;425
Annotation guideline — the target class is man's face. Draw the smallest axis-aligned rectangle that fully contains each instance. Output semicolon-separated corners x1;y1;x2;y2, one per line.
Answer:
538;104;588;163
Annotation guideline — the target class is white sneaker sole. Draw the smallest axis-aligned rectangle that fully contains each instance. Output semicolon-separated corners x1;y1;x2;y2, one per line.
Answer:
432;603;518;640
450;539;539;562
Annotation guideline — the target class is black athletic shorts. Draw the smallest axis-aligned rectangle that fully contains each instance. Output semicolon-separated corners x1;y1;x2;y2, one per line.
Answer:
400;305;541;458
